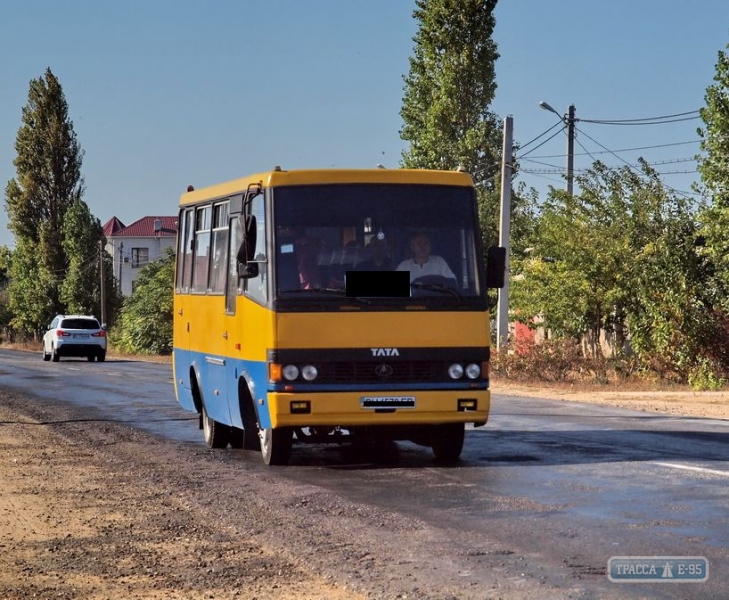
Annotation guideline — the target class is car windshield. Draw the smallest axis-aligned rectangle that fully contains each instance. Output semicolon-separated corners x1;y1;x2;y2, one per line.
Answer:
272;183;484;306
61;318;100;330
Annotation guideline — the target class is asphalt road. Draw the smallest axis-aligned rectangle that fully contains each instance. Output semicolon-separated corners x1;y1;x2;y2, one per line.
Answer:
1;348;728;599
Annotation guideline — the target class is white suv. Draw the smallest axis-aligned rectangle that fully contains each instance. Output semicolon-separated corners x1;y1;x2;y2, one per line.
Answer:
42;315;107;362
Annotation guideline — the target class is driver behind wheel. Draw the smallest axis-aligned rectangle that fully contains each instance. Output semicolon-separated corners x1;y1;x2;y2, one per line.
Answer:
396;232;456;282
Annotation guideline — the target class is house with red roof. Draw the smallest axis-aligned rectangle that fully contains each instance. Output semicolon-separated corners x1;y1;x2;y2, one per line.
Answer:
103;216;178;297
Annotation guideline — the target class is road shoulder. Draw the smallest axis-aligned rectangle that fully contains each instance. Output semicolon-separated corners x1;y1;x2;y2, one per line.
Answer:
493;379;729;420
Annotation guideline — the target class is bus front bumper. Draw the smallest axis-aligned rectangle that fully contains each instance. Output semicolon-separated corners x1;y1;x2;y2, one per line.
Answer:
266;389;490;428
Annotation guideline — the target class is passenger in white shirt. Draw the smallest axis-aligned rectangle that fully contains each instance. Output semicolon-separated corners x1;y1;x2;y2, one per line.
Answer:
396;233;456;282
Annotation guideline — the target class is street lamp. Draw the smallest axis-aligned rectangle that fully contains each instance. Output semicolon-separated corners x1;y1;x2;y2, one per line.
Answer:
539;101;576;195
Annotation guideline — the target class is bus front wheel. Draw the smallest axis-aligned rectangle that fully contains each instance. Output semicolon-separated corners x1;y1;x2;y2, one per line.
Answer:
260;427;293;466
431;423;465;462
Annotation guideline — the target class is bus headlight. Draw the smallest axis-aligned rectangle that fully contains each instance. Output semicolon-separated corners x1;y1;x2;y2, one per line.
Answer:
465;363;481;379
448;363;464;379
283;365;300;381
301;365;318;381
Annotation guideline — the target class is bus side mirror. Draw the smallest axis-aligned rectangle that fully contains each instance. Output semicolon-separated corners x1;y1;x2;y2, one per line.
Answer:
485;246;506;289
237;261;259;279
236;215;259;279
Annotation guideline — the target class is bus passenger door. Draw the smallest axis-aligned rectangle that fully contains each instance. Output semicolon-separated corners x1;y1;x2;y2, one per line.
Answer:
204;201;232;423
224;213;245;429
225;194;267;431
174;207;196;412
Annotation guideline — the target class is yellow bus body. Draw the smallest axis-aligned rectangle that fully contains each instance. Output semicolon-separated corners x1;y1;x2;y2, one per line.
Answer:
173;167;497;464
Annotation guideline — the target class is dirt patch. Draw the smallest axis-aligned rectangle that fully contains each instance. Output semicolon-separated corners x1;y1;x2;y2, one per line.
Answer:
0;392;363;600
493;378;729;420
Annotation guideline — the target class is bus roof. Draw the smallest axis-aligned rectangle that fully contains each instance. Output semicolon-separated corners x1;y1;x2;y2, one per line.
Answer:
179;168;475;206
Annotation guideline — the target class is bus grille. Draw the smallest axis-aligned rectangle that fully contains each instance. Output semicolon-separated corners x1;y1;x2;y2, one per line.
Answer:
321;361;445;384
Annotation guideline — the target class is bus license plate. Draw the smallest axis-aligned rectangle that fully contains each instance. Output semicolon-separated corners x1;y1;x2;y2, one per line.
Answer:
360;396;416;409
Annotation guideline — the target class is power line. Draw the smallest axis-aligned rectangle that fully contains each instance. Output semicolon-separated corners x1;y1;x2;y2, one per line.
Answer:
579;109;701;125
522;155;697;174
581;115;700;126
518;121;564;152
527;139;700;160
516;126;566;159
572;125;697;199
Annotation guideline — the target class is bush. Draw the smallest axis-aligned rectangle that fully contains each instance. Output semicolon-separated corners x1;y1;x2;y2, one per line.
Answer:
687;358;726;391
493;338;632;385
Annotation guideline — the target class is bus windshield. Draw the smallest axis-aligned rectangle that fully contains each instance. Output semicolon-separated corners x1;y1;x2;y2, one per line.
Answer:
273;183;484;304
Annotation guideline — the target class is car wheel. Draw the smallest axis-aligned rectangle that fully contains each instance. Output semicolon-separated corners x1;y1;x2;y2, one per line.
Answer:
87;355;95;362
51;345;60;362
97;351;106;362
42;345;51;362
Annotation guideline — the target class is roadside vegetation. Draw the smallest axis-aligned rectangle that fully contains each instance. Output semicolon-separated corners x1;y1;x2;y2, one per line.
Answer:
2;1;729;391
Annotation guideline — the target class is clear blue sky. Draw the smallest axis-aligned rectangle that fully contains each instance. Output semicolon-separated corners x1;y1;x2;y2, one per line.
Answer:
1;1;728;249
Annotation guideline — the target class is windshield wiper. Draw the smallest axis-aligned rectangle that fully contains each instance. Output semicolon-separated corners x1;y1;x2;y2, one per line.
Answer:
410;282;463;301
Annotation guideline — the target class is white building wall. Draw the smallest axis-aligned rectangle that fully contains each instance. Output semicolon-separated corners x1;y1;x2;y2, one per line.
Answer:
106;236;176;297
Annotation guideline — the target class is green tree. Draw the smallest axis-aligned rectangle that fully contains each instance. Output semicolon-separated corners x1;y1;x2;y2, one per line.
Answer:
697;42;729;305
0;247;12;342
399;0;535;251
111;248;174;355
511;161;708;374
400;0;501;176
4;68;85;336
60;198;120;323
697;42;729;209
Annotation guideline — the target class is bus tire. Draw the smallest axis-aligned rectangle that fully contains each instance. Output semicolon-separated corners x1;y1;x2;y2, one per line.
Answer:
229;427;244;449
202;403;231;449
243;425;261;451
260;427;293;466
431;423;465;462
239;388;261;451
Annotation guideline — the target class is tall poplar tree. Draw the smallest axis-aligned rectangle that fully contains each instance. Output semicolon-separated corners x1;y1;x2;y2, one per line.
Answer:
399;0;534;250
400;0;501;175
60;198;119;324
5;68;86;336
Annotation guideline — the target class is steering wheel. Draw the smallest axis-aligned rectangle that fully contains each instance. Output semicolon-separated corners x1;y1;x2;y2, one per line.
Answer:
410;275;459;296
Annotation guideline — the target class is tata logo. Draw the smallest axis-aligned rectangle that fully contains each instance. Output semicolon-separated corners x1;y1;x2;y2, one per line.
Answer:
370;348;400;357
375;364;394;377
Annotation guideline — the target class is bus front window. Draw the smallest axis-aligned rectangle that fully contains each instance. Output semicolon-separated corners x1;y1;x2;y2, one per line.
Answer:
273;183;483;303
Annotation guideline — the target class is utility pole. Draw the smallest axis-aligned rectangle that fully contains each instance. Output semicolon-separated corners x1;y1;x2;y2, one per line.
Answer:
496;115;513;351
566;104;575;195
99;240;106;328
539;101;576;195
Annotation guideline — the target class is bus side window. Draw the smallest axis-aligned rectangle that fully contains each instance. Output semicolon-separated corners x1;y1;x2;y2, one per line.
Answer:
244;194;267;304
191;206;211;293
209;202;229;294
176;208;194;292
226;216;243;314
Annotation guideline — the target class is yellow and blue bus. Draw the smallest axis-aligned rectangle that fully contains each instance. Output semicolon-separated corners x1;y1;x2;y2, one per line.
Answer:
173;167;505;465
